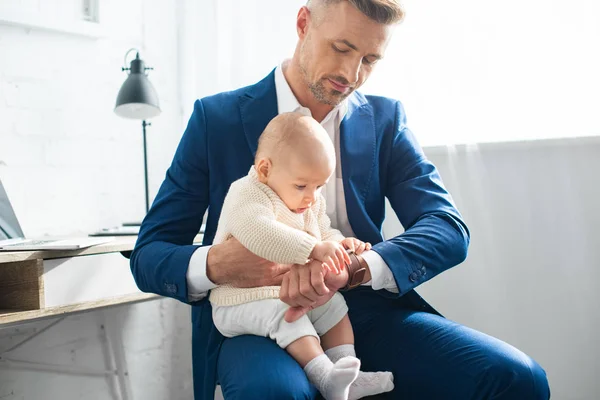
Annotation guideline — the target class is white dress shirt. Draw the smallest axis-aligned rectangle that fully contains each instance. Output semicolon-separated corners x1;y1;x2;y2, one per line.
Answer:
186;62;399;300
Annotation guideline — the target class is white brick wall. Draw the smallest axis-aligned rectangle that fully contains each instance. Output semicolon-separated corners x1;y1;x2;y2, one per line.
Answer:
0;299;194;400
0;1;198;398
0;0;183;237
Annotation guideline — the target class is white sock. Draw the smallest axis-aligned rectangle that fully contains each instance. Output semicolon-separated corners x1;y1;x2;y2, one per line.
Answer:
347;371;395;400
304;354;360;400
325;345;395;400
325;344;356;362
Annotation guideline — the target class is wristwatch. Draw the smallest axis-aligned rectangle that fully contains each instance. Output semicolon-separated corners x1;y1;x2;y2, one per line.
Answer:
340;251;368;291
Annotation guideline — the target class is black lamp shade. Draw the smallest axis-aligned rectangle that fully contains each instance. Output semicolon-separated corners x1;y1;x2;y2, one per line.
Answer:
115;55;161;120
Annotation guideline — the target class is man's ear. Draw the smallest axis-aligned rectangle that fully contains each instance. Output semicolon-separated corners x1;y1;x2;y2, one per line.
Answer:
297;6;310;39
256;158;271;183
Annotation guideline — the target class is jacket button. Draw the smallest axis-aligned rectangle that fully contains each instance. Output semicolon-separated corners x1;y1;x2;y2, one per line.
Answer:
409;272;418;282
420;265;426;276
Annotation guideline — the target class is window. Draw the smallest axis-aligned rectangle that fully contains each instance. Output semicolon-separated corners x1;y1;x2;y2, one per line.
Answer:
362;0;600;146
0;0;103;37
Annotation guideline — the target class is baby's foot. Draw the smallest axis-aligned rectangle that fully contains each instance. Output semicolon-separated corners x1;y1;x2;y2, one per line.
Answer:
348;371;394;400
323;356;361;400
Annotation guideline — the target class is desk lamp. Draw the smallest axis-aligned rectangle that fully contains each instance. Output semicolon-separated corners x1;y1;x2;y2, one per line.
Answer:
114;48;161;216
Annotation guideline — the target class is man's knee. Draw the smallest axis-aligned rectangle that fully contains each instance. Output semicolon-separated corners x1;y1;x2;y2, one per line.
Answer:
218;336;319;400
486;354;550;400
225;374;317;400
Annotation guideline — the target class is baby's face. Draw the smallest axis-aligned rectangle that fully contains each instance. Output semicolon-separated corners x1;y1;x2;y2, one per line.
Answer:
267;155;333;214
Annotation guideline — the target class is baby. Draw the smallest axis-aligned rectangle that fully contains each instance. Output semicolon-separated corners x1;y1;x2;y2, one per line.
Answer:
209;112;394;400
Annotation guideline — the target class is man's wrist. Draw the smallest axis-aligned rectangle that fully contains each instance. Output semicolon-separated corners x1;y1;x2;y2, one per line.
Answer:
206;244;226;285
340;251;370;291
360;255;372;283
187;245;218;297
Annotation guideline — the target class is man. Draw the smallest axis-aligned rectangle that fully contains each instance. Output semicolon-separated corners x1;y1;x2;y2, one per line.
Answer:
131;0;550;398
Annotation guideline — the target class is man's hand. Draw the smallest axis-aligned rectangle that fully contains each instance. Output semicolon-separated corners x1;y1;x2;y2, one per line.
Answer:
310;241;351;274
341;237;372;255
280;259;349;323
206;237;290;288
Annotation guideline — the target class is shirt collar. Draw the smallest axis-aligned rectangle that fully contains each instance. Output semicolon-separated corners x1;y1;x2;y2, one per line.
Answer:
274;60;348;124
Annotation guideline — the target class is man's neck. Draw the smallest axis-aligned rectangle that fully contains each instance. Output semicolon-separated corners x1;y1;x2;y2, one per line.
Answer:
282;59;334;123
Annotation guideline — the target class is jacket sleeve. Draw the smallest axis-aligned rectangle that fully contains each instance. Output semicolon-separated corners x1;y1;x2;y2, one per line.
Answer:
371;101;470;296
129;99;210;303
226;181;318;265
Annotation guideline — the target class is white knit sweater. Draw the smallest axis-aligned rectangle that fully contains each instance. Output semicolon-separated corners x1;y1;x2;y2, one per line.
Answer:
209;167;345;306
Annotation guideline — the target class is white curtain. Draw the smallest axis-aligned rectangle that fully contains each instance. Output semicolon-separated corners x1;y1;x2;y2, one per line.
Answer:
410;138;600;400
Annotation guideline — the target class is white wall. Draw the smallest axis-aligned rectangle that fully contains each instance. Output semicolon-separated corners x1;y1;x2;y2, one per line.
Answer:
0;1;196;399
179;0;304;108
0;0;182;236
0;299;193;400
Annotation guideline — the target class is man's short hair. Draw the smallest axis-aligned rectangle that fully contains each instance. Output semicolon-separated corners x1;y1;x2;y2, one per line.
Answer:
308;0;405;25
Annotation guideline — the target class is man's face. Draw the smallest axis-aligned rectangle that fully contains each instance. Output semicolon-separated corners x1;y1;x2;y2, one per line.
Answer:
298;2;394;106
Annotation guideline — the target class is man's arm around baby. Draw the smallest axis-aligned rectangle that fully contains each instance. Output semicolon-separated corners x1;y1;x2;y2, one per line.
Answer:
206;237;366;322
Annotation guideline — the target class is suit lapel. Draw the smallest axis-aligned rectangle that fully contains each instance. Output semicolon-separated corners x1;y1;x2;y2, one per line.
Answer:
239;73;376;239
340;93;376;237
239;70;279;157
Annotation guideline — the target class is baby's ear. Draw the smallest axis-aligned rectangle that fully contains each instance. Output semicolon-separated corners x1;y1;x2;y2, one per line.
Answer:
256;158;271;183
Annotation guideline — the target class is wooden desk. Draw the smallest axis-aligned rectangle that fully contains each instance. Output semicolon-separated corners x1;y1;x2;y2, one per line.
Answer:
0;236;201;326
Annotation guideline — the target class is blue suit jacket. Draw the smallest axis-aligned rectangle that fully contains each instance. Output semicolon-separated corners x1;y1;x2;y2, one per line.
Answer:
131;70;470;399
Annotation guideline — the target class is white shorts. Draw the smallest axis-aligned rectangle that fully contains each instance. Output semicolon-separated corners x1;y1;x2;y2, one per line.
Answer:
212;292;348;349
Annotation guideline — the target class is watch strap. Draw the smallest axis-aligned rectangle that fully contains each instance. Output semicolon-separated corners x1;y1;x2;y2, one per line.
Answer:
340;251;368;291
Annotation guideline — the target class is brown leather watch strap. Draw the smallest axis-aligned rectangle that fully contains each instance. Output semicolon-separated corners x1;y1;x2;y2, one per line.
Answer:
340;251;368;291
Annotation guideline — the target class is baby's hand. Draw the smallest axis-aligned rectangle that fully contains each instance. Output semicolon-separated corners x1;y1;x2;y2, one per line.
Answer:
310;241;351;275
341;237;372;255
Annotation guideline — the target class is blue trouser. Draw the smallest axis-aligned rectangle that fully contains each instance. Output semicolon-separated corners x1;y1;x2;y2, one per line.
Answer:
217;290;550;399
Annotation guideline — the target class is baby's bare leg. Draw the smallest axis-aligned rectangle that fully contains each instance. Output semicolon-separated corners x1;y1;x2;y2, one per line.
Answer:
286;335;324;367
320;314;354;351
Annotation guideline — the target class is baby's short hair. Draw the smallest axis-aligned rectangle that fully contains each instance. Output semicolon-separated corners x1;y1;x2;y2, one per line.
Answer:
256;112;335;168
